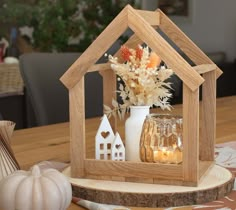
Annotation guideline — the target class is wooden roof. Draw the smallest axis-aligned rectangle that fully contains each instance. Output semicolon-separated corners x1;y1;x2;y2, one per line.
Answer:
60;5;222;91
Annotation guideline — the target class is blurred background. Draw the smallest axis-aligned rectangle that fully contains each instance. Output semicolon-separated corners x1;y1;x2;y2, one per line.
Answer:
0;0;137;54
0;0;235;129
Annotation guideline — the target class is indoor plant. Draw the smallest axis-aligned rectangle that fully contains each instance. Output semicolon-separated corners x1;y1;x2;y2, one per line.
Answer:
0;0;137;52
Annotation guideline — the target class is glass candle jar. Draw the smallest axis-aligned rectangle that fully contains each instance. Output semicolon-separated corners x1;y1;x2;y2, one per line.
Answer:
140;114;183;164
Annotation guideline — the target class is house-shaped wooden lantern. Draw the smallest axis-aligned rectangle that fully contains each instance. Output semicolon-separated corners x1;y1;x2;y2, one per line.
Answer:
60;5;223;187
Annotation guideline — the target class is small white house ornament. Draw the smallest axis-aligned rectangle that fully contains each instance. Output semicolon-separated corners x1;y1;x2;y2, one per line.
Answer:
111;132;125;161
95;115;115;160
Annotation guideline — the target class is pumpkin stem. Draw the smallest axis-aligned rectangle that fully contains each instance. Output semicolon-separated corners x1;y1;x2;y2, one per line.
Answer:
31;165;41;177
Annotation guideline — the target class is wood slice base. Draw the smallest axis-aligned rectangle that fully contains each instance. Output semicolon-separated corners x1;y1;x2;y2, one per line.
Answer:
63;165;234;207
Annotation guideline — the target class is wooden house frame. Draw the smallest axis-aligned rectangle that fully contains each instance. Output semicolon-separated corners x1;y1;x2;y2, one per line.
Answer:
60;5;222;186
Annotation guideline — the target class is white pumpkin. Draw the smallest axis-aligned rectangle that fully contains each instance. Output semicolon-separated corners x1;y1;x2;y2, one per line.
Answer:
0;165;72;210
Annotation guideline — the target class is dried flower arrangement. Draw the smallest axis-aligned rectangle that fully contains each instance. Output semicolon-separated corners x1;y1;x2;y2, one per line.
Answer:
104;45;174;119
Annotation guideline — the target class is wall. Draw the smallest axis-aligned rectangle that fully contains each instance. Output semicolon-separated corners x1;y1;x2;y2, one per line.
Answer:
142;0;236;62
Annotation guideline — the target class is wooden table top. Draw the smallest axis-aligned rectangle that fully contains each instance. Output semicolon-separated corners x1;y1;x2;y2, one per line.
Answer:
11;95;236;210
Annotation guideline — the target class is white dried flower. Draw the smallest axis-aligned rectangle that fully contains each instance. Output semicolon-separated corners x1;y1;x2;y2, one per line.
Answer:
104;45;173;119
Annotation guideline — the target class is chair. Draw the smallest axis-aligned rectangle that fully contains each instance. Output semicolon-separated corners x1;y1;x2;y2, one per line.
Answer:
19;53;103;127
0;112;3;120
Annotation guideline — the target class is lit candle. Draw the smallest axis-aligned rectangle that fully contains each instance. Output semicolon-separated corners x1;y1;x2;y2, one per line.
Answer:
167;150;174;163
175;149;183;164
153;150;162;162
153;146;183;164
161;148;168;163
173;144;183;164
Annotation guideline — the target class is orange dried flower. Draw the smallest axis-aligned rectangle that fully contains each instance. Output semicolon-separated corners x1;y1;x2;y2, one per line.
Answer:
135;45;143;60
105;45;173;118
120;45;132;61
146;52;161;68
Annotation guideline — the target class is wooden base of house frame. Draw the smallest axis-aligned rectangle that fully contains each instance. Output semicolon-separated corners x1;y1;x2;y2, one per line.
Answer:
60;5;230;188
63;164;234;207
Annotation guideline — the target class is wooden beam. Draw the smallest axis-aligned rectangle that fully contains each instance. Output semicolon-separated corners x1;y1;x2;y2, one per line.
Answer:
183;84;199;185
127;5;204;91
70;78;86;177
200;71;216;161
89;63;218;74
199;161;215;178
88;63;111;72
99;70;117;131
193;64;217;74
136;10;160;26
158;9;223;78
85;159;183;180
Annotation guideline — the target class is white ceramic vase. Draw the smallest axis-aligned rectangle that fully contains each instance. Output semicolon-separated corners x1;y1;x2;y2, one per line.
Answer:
125;106;150;161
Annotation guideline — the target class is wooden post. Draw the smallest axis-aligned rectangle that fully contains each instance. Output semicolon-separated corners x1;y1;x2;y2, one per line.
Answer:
200;71;216;161
99;70;117;131
70;78;86;178
183;84;199;185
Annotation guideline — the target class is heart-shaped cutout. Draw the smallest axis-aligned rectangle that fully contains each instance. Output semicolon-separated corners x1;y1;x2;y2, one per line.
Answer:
101;131;110;138
115;144;121;149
